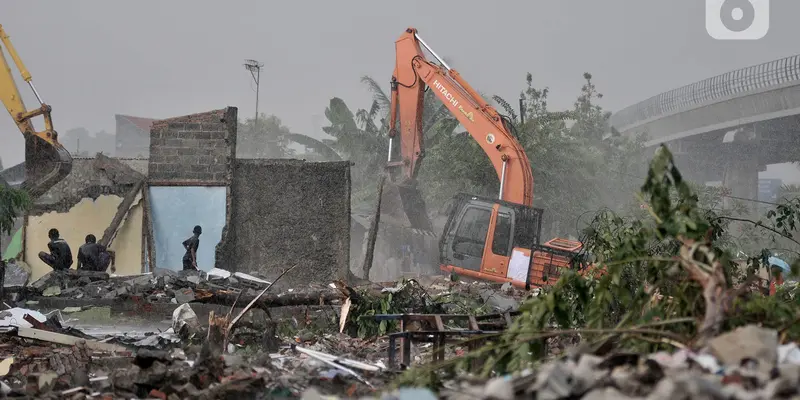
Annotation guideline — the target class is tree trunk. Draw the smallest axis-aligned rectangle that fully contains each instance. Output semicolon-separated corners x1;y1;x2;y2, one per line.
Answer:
194;287;348;309
361;175;386;280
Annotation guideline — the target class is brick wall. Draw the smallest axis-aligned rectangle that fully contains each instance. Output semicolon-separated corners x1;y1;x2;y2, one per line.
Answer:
148;107;237;184
220;159;351;287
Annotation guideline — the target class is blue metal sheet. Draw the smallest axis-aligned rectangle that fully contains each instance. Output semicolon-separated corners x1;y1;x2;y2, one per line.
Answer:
149;186;226;271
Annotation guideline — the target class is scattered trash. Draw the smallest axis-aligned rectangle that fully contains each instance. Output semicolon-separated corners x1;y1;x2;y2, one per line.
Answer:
5;265;800;399
0;308;46;328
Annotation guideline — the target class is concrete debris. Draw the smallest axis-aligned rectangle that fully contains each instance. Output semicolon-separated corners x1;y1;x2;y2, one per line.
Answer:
3;260;30;288
171;303;201;340
478;287;520;312
0;308;46;328
0;272;515;397
23;267;277;306
10;270;799;399
707;325;779;374
437;325;800;400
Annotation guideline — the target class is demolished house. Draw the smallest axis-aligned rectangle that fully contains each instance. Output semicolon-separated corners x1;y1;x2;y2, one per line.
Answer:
13;107;351;285
23;155;147;281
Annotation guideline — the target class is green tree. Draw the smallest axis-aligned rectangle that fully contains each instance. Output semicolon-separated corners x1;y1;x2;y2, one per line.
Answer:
0;185;29;260
419;72;646;238
237;113;295;159
322;97;387;205
322;76;459;206
324;72;645;237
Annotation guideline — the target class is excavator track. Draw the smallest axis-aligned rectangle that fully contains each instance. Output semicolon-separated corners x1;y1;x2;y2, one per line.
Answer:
20;135;72;198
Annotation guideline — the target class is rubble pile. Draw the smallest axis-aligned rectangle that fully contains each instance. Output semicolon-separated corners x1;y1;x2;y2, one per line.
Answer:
433;325;800;400
0;326;396;398
0;275;525;398
8;272;800;399
26;267;273;303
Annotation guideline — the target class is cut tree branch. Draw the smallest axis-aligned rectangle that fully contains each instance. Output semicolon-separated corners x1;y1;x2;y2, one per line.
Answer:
713;216;800;249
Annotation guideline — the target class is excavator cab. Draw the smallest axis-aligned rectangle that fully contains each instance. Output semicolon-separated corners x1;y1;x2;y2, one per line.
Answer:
439;193;587;288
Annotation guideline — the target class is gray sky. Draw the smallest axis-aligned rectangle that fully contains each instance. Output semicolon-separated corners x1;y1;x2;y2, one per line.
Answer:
2;1;799;181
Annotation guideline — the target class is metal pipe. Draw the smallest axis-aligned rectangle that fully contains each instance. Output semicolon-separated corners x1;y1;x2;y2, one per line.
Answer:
498;159;508;200
414;33;451;71
387;138;393;162
27;81;43;105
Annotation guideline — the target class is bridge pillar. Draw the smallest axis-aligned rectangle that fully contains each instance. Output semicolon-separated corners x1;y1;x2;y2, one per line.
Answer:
722;145;760;213
670;140;724;184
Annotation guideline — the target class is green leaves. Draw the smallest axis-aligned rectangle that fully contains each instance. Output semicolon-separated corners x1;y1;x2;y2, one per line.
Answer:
237;113;294;158
0;185;29;260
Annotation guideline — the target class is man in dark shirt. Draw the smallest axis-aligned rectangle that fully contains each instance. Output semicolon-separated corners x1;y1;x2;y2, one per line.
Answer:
76;234;116;272
182;225;202;271
38;228;73;271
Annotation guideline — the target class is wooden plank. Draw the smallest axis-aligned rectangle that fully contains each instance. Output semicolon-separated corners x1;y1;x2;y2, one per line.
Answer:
147;180;227;187
140;196;147;273
142;185;156;272
21;214;27;262
468;316;479;331
434;315;445;332
361;174;386;280
17;327;128;353
100;179;144;247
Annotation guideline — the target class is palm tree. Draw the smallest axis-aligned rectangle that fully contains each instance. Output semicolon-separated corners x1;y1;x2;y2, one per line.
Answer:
360;75;458;144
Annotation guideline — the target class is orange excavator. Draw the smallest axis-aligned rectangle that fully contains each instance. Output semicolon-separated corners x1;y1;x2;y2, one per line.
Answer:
0;24;72;197
383;28;587;289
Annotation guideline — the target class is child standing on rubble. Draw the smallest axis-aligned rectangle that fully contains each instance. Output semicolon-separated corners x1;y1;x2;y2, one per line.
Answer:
182;225;202;271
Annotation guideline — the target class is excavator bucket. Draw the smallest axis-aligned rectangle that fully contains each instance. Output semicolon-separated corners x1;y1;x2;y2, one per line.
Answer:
379;180;433;231
21;135;72;198
357;178;440;281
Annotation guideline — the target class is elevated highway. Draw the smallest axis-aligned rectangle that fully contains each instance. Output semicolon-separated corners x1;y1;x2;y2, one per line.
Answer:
610;54;800;206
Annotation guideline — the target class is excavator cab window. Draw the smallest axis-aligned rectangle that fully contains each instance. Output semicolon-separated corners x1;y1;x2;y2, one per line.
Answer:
450;205;492;270
491;211;513;256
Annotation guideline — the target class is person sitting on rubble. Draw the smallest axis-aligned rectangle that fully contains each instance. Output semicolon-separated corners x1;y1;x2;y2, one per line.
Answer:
182;225;202;271
38;228;73;271
76;234;116;273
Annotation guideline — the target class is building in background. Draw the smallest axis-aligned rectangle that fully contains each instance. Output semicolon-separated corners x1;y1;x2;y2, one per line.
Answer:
0;162;25;187
116;114;157;158
758;178;783;203
59;127;116;157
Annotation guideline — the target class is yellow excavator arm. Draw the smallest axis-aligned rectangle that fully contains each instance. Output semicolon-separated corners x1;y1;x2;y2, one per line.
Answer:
0;24;72;197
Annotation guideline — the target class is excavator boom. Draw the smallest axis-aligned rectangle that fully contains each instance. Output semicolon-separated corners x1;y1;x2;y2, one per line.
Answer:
0;24;72;197
387;27;533;207
381;28;582;288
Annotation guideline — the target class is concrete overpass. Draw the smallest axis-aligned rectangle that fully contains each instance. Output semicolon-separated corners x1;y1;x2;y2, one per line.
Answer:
610;54;800;206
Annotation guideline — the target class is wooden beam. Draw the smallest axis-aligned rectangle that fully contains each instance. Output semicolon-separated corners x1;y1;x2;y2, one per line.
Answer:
142;185;156;272
147;180;227;187
17;327;129;353
140;197;147;273
360;175;385;280
99;179;145;248
92;153;145;185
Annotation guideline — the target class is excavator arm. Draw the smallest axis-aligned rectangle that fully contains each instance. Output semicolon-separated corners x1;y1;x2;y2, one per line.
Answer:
375;28;582;288
0;24;71;197
387;27;533;207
